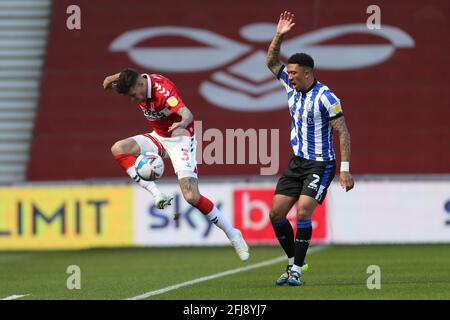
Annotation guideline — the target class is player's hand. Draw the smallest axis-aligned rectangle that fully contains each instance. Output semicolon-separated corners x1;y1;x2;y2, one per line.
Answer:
102;73;120;90
168;122;190;136
339;172;354;192
168;122;185;132
102;77;117;90
277;11;295;35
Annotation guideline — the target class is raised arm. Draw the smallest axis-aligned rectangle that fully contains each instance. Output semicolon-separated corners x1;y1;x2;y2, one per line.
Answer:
330;116;355;192
266;11;296;76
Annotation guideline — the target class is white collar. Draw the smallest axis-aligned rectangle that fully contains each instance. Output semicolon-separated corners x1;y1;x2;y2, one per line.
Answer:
142;73;152;99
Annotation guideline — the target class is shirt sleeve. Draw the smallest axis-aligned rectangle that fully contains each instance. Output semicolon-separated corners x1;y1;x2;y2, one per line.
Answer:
154;81;185;113
277;65;294;91
320;90;344;119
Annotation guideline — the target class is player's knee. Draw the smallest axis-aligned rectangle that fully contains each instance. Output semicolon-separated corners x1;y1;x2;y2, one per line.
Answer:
111;139;138;156
297;206;312;220
182;191;200;206
269;210;283;222
111;141;126;156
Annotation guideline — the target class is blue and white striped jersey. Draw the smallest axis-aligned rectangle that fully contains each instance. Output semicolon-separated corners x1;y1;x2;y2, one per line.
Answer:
277;65;344;162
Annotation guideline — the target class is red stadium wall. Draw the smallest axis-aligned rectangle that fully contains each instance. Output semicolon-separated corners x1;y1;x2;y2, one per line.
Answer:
28;0;450;180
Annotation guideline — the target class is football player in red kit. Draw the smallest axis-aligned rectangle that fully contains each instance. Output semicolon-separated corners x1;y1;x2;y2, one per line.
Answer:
103;68;249;261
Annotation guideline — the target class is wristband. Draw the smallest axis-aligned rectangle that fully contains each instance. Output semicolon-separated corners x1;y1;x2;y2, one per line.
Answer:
340;161;350;172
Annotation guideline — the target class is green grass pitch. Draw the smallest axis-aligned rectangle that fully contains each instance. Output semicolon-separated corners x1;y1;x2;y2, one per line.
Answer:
0;244;449;300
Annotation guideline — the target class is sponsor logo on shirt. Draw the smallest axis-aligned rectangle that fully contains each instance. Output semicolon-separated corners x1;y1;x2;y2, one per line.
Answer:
143;109;166;120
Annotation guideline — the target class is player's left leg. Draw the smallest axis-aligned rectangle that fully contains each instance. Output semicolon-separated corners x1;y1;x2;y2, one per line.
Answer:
154;132;249;261
178;177;249;261
288;195;317;286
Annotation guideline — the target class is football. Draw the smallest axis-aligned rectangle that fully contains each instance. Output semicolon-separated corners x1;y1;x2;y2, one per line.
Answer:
135;152;164;181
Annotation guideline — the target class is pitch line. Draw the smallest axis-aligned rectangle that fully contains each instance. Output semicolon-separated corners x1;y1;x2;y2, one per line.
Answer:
127;245;328;300
1;294;30;300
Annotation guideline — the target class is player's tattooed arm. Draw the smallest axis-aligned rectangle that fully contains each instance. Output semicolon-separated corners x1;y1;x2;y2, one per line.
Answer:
330;116;354;192
168;106;193;136
175;106;193;128
266;11;296;77
330;116;351;162
266;33;284;76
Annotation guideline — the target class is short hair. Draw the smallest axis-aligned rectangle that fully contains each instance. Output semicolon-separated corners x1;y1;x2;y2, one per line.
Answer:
288;53;314;69
116;68;139;94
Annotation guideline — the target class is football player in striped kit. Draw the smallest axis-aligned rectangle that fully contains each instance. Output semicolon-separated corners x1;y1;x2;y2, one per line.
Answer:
266;11;354;285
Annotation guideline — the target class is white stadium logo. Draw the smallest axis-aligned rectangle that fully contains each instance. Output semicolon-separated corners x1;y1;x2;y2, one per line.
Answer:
110;23;414;112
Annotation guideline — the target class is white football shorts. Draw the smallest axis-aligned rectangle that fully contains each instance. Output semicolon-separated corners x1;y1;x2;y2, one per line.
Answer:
131;132;198;180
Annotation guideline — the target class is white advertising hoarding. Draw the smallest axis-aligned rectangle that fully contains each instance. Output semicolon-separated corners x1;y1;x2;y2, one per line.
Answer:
133;184;233;246
132;179;450;246
327;181;450;243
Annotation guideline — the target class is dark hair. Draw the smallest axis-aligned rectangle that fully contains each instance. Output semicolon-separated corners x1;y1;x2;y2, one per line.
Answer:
116;68;139;94
288;53;314;69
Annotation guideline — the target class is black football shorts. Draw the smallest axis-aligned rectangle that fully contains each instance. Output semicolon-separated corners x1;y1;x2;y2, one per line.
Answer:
275;155;336;204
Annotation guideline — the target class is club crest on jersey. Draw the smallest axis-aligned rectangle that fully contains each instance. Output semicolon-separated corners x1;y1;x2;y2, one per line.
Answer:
332;103;342;114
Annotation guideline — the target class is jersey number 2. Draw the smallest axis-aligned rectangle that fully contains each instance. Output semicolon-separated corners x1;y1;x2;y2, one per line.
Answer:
309;174;321;189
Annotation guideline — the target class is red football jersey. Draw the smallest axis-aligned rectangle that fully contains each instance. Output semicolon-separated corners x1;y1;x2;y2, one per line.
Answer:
138;73;194;137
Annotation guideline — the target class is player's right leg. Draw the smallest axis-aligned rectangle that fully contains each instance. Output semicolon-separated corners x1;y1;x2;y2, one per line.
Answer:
270;194;297;285
111;134;172;209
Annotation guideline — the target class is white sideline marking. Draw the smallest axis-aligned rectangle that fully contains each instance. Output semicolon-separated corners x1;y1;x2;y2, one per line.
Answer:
1;294;30;300
128;245;328;300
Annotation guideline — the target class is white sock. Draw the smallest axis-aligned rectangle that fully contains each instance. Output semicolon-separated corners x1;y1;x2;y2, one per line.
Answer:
291;264;302;274
206;206;238;239
126;166;162;197
288;257;294;266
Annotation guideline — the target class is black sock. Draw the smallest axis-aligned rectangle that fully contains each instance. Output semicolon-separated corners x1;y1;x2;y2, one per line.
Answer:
271;219;294;260
294;219;312;268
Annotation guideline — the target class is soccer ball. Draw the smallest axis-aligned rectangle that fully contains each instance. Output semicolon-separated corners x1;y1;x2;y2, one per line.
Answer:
135;152;164;181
